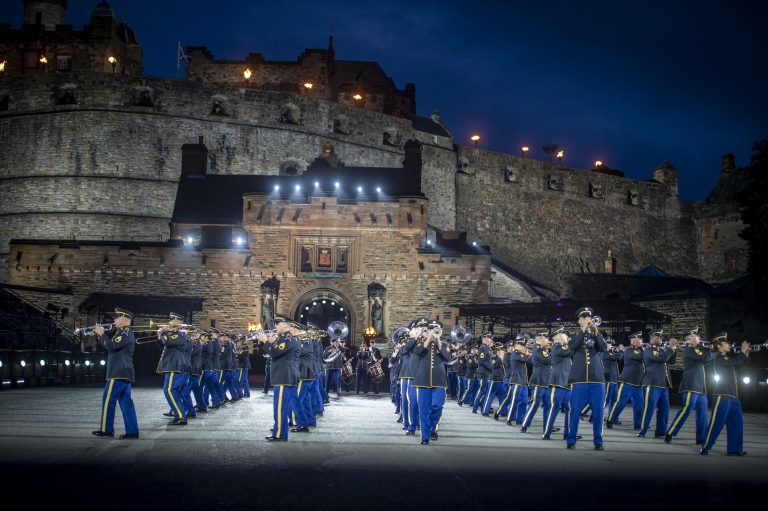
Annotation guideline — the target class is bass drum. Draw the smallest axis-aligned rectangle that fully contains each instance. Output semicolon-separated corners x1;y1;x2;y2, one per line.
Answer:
368;360;385;384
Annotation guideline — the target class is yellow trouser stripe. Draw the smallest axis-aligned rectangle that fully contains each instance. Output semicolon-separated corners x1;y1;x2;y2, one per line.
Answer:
218;371;224;383
667;391;692;435
581;403;590;414
101;379;115;432
403;381;409;422
507;386;519;421
498;384;513;410
608;383;624;422
168;373;183;419
292;380;303;424
640;386;651;427
460;380;472;402
523;387;539;425
277;386;284;437
703;395;722;448
484;381;494;409
198;374;204;385
545;386;557;433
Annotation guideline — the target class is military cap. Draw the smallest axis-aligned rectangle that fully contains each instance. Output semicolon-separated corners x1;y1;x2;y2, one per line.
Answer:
629;330;643;339
684;326;700;337
650;329;664;338
493;342;503;350
712;332;728;344
535;330;550;338
169;312;184;321
427;319;443;330
209;328;221;334
551;325;567;337
113;307;134;319
481;332;493;340
514;332;530;342
576;306;594;318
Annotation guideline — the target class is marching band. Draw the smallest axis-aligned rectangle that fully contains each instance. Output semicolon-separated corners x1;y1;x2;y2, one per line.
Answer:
89;305;760;455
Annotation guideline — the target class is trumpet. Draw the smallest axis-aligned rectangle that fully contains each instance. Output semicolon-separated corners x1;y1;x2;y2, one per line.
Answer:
734;341;768;353
74;323;114;335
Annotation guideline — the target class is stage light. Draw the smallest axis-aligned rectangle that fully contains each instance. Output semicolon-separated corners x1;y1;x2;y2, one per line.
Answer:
595;160;603;167
313;301;317;306
376;187;381;193
314;181;319;188
713;374;720;382
470;134;480;143
334;181;340;189
305;306;309;310
186;236;193;245
426;239;432;246
353;93;363;101
303;82;313;91
339;307;344;311
357;186;363;193
557;150;565;161
521;146;530;155
85;360;91;367
236;237;244;245
331;302;335;305
0;360;3;368
743;376;751;384
322;300;326;304
295;184;301;191
100;360;106;366
20;360;26;367
39;359;46;366
472;241;477;247
65;360;71;366
274;185;280;191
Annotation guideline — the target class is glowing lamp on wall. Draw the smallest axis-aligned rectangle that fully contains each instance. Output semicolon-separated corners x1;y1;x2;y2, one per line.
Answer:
352;93;363;101
556;150;565;161
303;82;313;91
0;60;6;73
595;160;603;168
521;146;530;156
243;68;252;81
107;55;118;73
39;55;48;64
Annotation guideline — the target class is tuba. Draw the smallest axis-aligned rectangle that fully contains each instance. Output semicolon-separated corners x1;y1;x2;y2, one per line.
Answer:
450;325;472;345
327;321;349;341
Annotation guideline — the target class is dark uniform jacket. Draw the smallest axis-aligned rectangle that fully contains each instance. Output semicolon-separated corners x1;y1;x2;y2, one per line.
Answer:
299;340;315;380
457;355;468;377
618;347;644;385
211;339;222;371
567;330;607;384
490;355;505;381
262;341;272;367
679;346;714;394
466;354;478;379
549;343;572;389
412;341;451;387
269;334;300;385
476;345;493;379
508;351;530;385
602;351;622;382
356;348;369;369
189;340;202;375
201;342;215;371
182;337;193;374
237;345;252;370
99;328;135;381
711;352;748;398
220;340;235;371
641;346;676;388
502;352;513;381
323;345;345;370
529;346;553;386
157;330;188;373
389;350;402;378
399;338;419;379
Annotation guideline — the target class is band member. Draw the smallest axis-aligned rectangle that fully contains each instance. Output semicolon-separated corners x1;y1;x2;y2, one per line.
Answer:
323;338;345;399
566;307;607;450
368;341;383;394
306;322;324;417
236;335;252;398
92;307;139;439
157;312;189;425
264;318;301;442
638;330;678;438
701;333;750;456
602;341;622;417
495;341;513;419
187;330;205;413
606;332;645;429
503;335;531;425
481;343;506;416
521;331;553;433
389;337;403;417
459;345;479;406
456;347;468;404
220;332;240;402
291;331;315;433
355;342;370;394
472;334;493;413
262;333;272;394
665;327;713;444
446;343;460;400
199;331;223;410
179;329;197;419
400;318;426;434
210;329;225;402
413;319;451;445
543;326;572;440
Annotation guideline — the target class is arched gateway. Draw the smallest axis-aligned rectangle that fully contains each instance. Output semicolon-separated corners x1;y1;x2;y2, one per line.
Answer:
291;288;354;344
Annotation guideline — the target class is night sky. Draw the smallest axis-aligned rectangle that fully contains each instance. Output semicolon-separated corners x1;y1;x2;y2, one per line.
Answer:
6;0;767;200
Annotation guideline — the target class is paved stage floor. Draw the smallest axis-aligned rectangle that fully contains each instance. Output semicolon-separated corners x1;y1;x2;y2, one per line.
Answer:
0;385;765;510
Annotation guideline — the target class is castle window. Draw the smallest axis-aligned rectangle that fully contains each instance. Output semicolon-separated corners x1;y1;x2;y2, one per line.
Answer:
0;96;9;112
627;189;639;206
56;56;72;72
210;99;227;116
589;182;603;199
137;90;153;107
725;249;739;273
181;141;208;175
56;90;77;105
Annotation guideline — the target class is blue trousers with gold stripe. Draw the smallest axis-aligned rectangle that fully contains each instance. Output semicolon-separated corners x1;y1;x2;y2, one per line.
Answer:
99;379;139;435
472;379;489;412
291;380;311;428
303;379;317;427
313;373;325;413
607;382;643;427
407;380;420;432
457;376;467;403
400;379;412;428
202;370;223;407
272;384;297;440
505;384;529;424
702;395;743;454
238;368;250;397
568;383;605;446
522;386;551;431
416;387;446;442
191;373;205;409
180;374;196;417
667;391;708;443
543;386;570;438
460;378;478;405
163;372;186;419
222;370;238;400
639;386;669;436
481;381;505;415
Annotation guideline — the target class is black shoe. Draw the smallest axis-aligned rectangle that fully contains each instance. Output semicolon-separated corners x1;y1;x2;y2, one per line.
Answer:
457;401;463;407
700;449;708;455
91;431;114;438
588;417;593;423
542;435;550;440
163;412;175;417
397;417;404;423
169;418;187;426
606;421;613;429
472;410;477;414
727;451;747;456
636;432;645;437
430;431;438;441
323;400;330;404
290;426;309;433
210;404;221;409
420;440;429;445
406;430;415;436
505;420;512;425
264;436;283;442
567;443;575;449
565;434;583;440
614;421;623;425
594;445;604;451
654;434;665;439
119;434;139;439
520;427;527;433
664;434;673;444
481;413;489;417
197;408;208;413
493;412;500;421
552;427;560;433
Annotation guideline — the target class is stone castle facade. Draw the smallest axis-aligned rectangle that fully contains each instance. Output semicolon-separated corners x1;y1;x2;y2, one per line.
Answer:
0;1;752;342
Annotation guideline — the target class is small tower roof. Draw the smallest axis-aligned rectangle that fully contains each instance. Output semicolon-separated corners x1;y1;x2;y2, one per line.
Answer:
91;1;114;18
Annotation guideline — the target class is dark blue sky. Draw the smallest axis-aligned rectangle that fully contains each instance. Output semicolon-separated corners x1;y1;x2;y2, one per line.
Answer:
7;0;767;200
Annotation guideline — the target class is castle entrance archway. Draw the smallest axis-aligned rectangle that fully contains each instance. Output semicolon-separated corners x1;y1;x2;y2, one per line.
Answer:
292;289;354;345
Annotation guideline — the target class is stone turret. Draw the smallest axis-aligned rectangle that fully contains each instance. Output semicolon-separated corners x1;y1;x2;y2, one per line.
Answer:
653;160;678;196
720;153;736;177
23;0;67;30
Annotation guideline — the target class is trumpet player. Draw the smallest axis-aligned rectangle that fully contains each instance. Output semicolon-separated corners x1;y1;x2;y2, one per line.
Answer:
700;333;750;456
637;330;678;438
606;332;645;429
402;318;427;436
665;327;713;445
566;307;607;450
265;318;301;442
236;335;252;398
503;334;531;425
187;330;205;414
413;319;451;444
220;332;240;402
156;312;189;426
459;345;479;406
200;331;223;410
480;342;506;416
521;331;553;433
471;334;494;414
91;307;139;439
543;326;572;440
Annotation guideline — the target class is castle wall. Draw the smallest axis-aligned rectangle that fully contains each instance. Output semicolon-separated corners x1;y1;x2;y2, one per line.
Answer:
694;204;749;284
454;145;699;291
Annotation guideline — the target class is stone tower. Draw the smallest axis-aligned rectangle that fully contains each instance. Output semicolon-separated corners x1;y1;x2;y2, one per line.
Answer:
22;0;67;30
652;160;679;196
